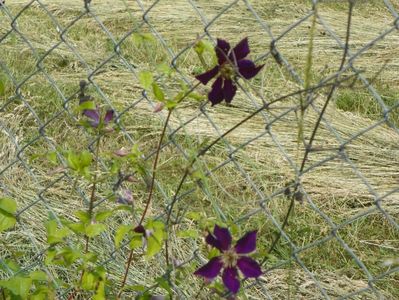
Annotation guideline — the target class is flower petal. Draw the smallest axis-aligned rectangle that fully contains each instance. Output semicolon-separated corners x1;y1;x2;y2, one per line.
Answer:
195;66;219;85
215;38;231;64
194;257;223;279
83;109;100;127
235;230;257;254
237;256;262;278
222;267;240;294
104;110;114;124
213;225;232;251
208;77;224;106
230;37;250;62
223;79;237;103
206;233;223;251
237;59;264;79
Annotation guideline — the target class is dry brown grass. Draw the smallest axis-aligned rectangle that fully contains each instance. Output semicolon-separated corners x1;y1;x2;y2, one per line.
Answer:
1;0;398;298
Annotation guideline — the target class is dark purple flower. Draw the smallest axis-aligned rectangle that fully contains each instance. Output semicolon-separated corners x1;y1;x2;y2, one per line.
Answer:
194;225;262;294
83;106;114;128
195;38;264;106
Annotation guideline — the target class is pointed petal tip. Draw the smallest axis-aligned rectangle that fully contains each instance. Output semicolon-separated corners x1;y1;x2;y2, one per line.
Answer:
237;256;262;278
194;257;223;279
235;230;257;254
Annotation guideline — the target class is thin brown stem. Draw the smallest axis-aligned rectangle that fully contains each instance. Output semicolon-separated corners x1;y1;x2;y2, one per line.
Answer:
118;109;172;296
265;0;355;261
117;250;133;299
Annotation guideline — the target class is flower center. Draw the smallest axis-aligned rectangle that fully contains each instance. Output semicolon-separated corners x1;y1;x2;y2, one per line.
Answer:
221;248;239;268
219;62;235;79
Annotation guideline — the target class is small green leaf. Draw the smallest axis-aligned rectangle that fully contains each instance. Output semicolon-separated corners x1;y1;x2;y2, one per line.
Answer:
81;272;96;291
78;101;96;111
0;197;17;214
45;219;71;245
80;151;92;167
165;100;177;110
30;271;48;282
75;210;91;223
115;224;131;249
95;210;113;222
152;82;165;102
138;71;153;90
66;151;79;170
0;276;32;298
93;280;105;300
85;223;106;238
146;235;163;257
65;222;85;234
0;198;17;232
129;234;143;250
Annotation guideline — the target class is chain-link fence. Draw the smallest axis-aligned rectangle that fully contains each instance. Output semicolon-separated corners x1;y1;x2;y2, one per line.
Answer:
1;0;398;299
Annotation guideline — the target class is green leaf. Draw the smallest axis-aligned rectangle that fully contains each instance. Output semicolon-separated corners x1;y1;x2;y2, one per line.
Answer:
0;276;32;298
0;197;17;214
81;272;96;291
129;234;143;250
138;71;153;90
45;248;56;266
65;222;85;234
75;210;91;223
45;219;71;245
114;224;131;248
188;92;205;101
80;151;92;167
66;151;80;170
93;280;105;300
177;229;199;239
85;223;106;238
152;82;165;102
95;210;113;222
30;271;48;282
0;198;17;232
146;220;165;257
78;101;96;111
165;100;177;110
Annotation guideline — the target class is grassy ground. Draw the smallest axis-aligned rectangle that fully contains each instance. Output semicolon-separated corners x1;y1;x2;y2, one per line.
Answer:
1;0;398;299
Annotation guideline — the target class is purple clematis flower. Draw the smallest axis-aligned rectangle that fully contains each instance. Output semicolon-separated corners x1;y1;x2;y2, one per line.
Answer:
83;106;114;128
195;37;264;106
194;225;262;294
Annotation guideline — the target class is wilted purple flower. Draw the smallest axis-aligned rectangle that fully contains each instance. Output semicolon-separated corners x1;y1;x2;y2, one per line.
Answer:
117;189;133;205
194;225;262;294
83;106;114;128
113;147;130;157
195;38;264;106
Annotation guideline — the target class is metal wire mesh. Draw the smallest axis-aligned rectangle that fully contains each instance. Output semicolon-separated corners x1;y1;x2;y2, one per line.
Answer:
1;0;398;299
